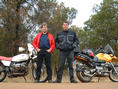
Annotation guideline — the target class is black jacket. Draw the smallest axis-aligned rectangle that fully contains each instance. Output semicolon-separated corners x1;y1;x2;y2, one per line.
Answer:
55;30;79;51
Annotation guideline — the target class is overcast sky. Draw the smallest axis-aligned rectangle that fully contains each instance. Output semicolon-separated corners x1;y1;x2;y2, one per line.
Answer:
58;0;103;28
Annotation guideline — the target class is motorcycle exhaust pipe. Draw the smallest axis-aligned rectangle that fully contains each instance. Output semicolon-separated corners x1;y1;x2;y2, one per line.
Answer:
114;64;118;67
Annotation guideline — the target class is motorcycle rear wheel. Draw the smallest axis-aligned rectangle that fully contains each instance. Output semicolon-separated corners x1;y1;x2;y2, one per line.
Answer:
76;64;93;82
109;66;118;82
0;64;7;82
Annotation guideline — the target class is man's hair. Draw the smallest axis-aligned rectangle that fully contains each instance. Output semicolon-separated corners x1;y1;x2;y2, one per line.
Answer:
63;21;69;25
41;22;47;28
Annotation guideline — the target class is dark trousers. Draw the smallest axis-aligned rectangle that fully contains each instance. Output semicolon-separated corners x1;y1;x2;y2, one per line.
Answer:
56;50;75;82
36;50;52;80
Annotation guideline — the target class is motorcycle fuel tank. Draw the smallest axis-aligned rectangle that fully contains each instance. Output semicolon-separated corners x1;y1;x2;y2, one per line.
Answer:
12;54;29;62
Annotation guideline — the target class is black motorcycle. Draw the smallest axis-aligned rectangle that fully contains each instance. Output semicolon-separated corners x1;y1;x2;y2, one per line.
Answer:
74;44;118;82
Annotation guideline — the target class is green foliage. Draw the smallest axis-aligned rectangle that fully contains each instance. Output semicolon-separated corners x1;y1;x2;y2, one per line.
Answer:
28;0;77;67
0;0;30;56
30;1;77;37
0;0;77;68
84;0;118;56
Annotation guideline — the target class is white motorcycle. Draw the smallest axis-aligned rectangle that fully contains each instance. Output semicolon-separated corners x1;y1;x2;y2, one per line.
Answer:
0;43;37;82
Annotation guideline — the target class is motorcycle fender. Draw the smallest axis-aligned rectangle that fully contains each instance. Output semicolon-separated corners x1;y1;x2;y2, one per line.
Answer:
0;61;7;72
1;60;11;66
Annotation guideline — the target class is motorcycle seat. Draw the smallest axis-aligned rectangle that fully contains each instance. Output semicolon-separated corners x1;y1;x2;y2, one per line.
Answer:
95;60;106;63
0;56;12;61
93;57;106;63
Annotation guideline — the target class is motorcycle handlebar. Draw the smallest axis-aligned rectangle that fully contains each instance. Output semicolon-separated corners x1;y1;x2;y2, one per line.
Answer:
94;45;104;54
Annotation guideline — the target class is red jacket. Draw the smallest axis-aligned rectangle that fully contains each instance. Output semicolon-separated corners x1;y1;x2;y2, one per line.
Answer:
32;32;55;53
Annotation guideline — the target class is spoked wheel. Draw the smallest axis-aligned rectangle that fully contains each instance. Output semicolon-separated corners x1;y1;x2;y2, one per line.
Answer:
0;64;7;82
109;66;118;82
32;62;37;80
76;64;93;82
32;62;47;82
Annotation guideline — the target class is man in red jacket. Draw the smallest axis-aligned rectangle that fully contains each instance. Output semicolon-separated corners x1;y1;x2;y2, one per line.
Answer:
32;23;55;83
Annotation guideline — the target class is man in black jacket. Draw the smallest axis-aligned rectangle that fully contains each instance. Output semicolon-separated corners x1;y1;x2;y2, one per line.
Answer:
54;22;79;83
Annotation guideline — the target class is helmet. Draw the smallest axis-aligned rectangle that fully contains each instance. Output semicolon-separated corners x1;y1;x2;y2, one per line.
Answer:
82;49;95;58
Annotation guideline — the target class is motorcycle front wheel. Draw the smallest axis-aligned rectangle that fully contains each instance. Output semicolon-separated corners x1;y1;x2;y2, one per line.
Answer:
0;64;7;82
76;64;93;82
109;66;118;82
31;62;37;80
31;62;47;82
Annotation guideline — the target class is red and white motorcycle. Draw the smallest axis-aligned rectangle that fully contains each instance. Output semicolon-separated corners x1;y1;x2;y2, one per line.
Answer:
0;43;37;82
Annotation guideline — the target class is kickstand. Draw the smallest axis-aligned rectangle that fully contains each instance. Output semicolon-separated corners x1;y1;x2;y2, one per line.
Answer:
98;76;100;82
24;76;27;83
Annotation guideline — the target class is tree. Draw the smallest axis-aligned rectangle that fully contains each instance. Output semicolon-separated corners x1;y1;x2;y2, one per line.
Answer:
0;0;32;56
27;0;77;67
0;0;77;66
29;1;77;37
84;0;118;56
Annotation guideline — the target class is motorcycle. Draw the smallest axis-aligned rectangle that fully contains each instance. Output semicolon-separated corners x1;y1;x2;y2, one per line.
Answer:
74;44;118;82
0;43;37;82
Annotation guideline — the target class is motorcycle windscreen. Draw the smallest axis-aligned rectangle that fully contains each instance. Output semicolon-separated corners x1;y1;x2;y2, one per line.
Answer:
12;54;29;62
104;44;114;55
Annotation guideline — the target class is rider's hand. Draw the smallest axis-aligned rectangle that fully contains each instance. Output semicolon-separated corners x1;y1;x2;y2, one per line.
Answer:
46;49;52;53
36;48;41;52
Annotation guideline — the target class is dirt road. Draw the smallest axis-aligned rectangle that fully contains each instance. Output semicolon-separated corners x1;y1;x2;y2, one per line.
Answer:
0;76;118;89
0;82;118;89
